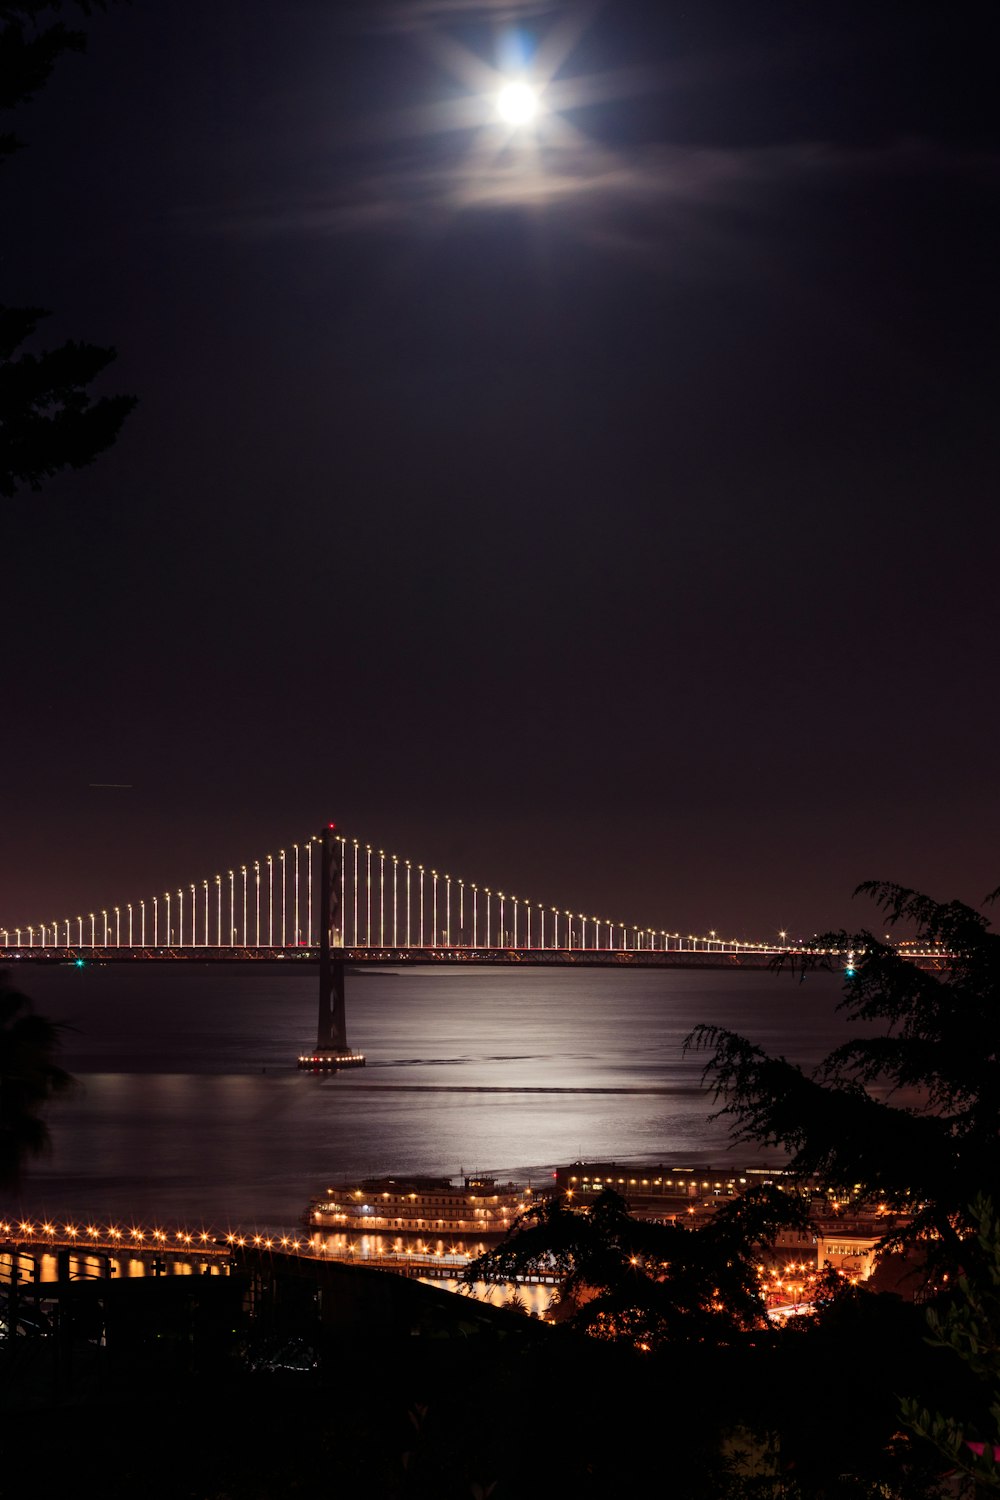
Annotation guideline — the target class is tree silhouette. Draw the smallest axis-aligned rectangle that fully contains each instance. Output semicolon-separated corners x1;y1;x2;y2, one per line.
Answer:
901;1195;1000;1493
464;1184;807;1350
1;3;135;496
0;2;88;164
1;304;136;495
688;880;1000;1271
0;970;72;1188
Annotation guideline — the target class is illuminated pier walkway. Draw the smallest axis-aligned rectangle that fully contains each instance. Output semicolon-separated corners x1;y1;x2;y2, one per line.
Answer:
0;1219;540;1286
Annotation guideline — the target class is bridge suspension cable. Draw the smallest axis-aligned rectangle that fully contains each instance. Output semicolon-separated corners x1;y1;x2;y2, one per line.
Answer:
2;823;792;959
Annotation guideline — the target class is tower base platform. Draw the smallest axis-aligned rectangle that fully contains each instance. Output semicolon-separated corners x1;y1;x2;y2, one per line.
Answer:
297;1049;366;1071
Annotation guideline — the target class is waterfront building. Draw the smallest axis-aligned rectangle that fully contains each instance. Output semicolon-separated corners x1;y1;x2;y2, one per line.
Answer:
305;1175;536;1271
555;1162;907;1283
304;1163;908;1291
555;1162;792;1217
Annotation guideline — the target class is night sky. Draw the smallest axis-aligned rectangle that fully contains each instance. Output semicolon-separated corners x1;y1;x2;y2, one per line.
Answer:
3;0;998;940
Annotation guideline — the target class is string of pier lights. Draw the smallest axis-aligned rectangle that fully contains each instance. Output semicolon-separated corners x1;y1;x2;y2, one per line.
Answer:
0;1216;859;1308
0;1218;483;1265
0;1217;308;1254
0;1215;849;1311
3;828;785;956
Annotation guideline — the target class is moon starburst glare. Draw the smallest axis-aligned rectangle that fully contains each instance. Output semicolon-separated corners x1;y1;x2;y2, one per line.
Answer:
496;79;540;126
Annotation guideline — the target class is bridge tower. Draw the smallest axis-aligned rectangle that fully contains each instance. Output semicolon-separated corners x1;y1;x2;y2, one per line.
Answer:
298;823;365;1070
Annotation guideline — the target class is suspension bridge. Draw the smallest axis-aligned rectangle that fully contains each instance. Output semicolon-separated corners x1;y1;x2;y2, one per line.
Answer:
1;822;917;1068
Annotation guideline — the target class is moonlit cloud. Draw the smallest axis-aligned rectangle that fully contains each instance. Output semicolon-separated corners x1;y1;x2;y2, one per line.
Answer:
352;0;566;33
199;137;989;266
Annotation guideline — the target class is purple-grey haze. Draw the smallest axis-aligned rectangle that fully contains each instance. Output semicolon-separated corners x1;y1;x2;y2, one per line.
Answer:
3;0;998;939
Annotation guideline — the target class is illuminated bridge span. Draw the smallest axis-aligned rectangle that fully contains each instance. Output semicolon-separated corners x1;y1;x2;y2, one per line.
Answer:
0;823;943;1064
1;825;782;958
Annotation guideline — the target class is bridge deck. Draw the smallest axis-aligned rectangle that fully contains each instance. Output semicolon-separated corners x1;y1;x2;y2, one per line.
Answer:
0;943;949;972
0;943;827;970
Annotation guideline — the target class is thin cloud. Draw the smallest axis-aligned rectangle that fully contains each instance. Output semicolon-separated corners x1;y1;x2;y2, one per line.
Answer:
351;0;565;33
199;136;989;250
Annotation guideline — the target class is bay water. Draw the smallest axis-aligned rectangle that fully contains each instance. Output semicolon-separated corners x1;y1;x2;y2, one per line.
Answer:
3;963;852;1232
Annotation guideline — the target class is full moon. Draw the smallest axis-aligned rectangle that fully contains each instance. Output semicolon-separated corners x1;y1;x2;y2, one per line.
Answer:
496;81;539;126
